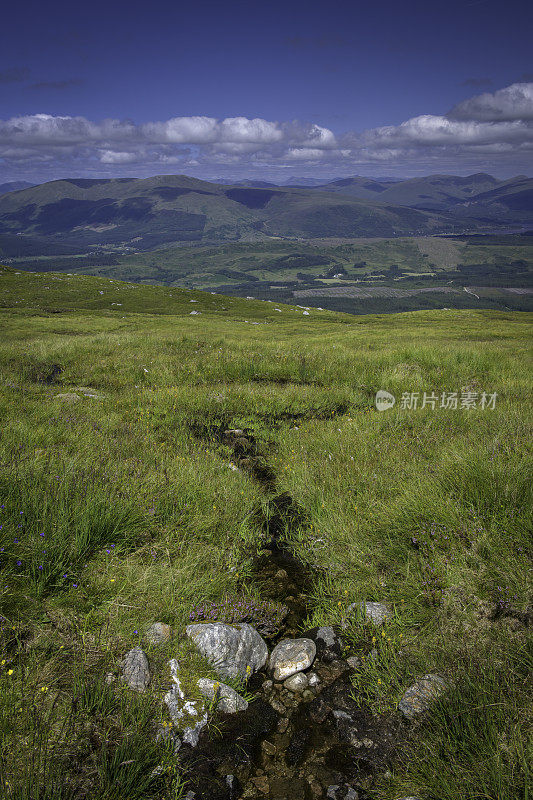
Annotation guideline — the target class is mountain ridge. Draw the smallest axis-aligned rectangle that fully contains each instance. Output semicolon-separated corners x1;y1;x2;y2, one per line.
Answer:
0;172;530;255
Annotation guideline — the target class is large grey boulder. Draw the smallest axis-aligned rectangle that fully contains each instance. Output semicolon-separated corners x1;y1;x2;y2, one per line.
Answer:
186;622;268;680
269;638;316;681
399;674;447;718
122;647;150;692
197;678;248;713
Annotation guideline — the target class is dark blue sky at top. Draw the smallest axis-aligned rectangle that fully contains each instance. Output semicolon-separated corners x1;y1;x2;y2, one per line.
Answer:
3;0;531;127
0;0;532;180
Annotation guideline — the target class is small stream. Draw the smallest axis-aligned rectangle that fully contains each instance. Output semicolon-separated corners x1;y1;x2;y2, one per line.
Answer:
179;425;399;800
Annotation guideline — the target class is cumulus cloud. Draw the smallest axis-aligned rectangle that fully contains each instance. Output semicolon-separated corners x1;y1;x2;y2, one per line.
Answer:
448;82;533;121
348;82;533;169
365;115;532;147
0;82;532;181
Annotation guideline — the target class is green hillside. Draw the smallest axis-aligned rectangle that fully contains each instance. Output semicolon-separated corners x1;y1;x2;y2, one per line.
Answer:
0;174;477;254
0;265;531;799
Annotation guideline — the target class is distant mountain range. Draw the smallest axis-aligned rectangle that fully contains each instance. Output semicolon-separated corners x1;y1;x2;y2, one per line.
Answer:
0;173;530;255
308;173;533;217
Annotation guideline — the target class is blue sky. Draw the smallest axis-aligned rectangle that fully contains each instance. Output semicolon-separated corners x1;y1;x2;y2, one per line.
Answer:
1;0;532;182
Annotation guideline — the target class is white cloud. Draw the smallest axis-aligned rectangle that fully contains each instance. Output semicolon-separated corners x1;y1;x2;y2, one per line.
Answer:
287;147;327;160
219;117;282;143
142;116;218;144
99;150;139;164
448;82;533;121
365;115;533;147
1;83;532;181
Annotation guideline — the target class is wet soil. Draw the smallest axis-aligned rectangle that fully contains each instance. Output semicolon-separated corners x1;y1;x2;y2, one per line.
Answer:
180;422;400;799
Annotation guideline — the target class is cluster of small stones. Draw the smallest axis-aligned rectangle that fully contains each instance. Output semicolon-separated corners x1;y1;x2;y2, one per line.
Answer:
243;629;362;799
118;610;446;799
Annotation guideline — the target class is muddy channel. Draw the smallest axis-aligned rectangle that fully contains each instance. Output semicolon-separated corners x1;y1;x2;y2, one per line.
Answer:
178;426;401;800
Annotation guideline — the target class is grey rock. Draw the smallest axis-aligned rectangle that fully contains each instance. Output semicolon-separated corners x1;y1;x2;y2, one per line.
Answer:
283;672;309;692
327;786;359;799
316;626;343;662
122;647;150;692
164;658;207;747
186;622;268;680
363;601;389;624
197;678;248;714
346;655;361;669
307;671;319;687
269;638;316;681
182;718;208;747
146;622;171;645
262;679;273;692
399;674;447;718
317;625;337;647
347;601;389;626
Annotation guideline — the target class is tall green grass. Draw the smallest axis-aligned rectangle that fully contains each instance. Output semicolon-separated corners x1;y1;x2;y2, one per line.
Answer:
0;268;531;798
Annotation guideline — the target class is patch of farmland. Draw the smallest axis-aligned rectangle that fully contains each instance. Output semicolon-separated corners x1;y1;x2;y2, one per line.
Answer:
294;285;462;298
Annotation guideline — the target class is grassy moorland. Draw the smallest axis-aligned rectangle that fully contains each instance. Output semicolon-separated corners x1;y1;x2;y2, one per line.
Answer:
0;265;531;799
